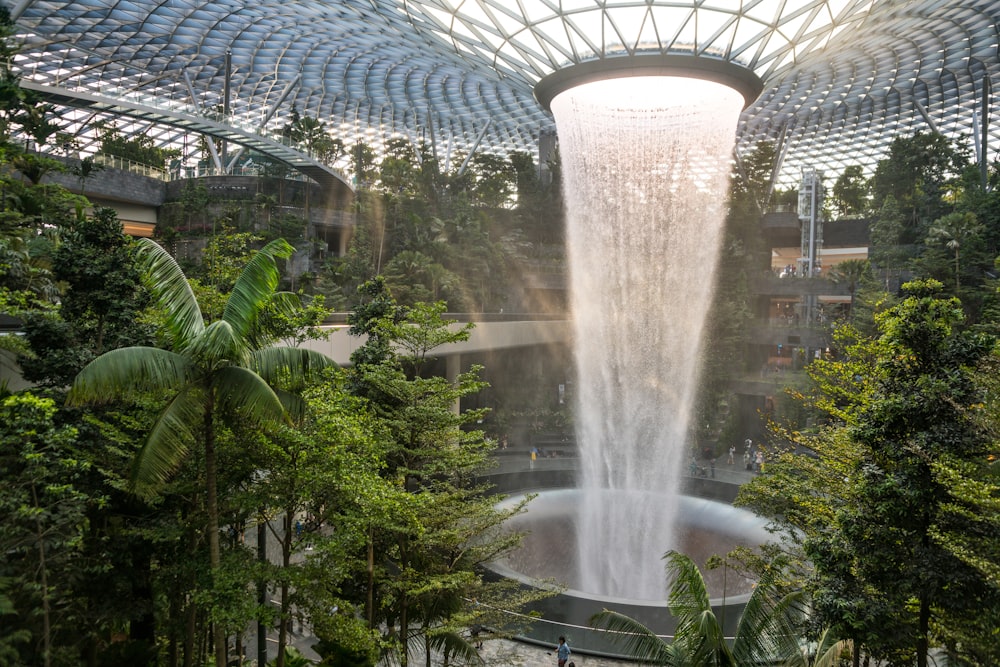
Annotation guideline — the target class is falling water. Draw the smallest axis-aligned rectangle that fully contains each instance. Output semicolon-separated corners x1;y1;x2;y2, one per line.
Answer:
549;76;745;599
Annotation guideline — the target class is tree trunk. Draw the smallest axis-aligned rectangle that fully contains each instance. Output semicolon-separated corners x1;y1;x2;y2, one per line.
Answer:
367;524;375;629
399;595;408;667
183;595;196;667
183;518;199;667
31;484;52;667
917;594;929;667
258;519;268;667
399;536;409;667
276;509;294;667
204;407;227;667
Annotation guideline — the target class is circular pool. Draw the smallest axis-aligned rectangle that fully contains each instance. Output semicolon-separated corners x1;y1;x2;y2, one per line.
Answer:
488;489;770;653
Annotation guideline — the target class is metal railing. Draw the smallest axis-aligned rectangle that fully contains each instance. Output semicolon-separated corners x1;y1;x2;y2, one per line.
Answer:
91;153;168;181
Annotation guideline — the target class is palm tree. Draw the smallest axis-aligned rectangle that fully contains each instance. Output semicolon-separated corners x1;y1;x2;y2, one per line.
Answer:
67;237;337;667
827;259;870;321
925;211;982;291
591;550;848;667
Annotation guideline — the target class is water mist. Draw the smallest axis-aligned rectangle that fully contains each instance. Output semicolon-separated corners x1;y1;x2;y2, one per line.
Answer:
548;76;745;599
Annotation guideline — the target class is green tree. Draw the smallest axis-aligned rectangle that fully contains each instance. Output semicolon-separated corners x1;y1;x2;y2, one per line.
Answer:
870;132;968;244
741;280;1000;666
0;393;91;667
591;550;848;667
69;156;104;197
731;141;778;220
67;237;337;667
921;210;984;292
868;195;906;281
0;4;86;322
827;259;871;321
383;249;463;307
19;207;150;387
95;120;180;169
242;374;386;667
468;153;515;209
830;164;869;218
0;5;58;149
348;297;541;667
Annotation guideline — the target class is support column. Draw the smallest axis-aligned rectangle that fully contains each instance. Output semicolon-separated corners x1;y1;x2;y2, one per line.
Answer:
446;353;461;415
980;75;991;190
222;50;232;172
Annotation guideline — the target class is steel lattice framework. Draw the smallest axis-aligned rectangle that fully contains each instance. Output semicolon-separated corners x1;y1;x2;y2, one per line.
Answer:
8;0;1000;186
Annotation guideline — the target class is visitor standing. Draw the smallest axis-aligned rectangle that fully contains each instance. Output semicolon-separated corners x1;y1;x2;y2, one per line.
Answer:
556;636;571;667
727;444;735;464
743;449;751;471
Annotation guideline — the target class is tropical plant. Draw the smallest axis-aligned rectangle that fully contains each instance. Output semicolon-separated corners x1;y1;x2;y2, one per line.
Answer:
591;550;849;667
66;237;337;667
830;164;869;218
924;210;983;291
0;393;92;667
740;280;1000;666
826;259;871;321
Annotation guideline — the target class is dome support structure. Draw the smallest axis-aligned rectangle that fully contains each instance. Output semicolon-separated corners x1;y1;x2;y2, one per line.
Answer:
534;54;765;113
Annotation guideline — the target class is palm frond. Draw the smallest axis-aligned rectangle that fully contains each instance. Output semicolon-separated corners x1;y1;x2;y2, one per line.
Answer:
268;290;304;320
251;346;338;387
590;610;675;665
732;573;804;666
662;551;731;664
188;320;242;364
212;365;287;427
132;385;206;498
223;238;293;339
427;630;484;666
664;551;712;625
274;387;307;425
135;238;204;349
810;629;852;667
67;346;189;405
685;609;731;667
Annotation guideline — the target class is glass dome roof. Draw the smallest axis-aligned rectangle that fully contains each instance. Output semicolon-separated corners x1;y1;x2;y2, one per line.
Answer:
8;0;1000;185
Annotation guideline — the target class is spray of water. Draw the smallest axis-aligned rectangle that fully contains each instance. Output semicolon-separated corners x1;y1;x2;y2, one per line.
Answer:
549;76;745;599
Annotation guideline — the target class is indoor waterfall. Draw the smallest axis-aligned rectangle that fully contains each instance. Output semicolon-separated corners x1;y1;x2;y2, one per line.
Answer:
549;76;746;599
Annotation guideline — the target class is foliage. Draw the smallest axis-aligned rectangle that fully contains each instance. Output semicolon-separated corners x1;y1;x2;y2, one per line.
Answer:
870;132;969;245
325;135;559;312
918;210;985;294
826;259;872;323
830;164;869;217
739;280;1000;666
19;207;151;387
0;6;59;148
0;393;92;667
67;237;337;667
281;108;345;164
591;550;845;667
94;120;180;169
344;290;547;667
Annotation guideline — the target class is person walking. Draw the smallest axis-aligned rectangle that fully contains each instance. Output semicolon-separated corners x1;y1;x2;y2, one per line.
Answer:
727;444;735;465
556;636;571;667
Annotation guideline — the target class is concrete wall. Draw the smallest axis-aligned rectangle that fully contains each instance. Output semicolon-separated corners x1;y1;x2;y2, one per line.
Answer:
44;163;167;207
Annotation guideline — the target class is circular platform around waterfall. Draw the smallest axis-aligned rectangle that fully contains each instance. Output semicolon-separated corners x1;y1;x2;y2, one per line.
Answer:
487;489;770;655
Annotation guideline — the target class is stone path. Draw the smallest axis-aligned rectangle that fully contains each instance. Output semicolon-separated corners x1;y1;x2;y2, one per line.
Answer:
476;638;637;667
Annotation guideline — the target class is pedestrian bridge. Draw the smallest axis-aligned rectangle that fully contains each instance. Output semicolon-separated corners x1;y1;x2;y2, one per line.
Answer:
299;315;572;366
